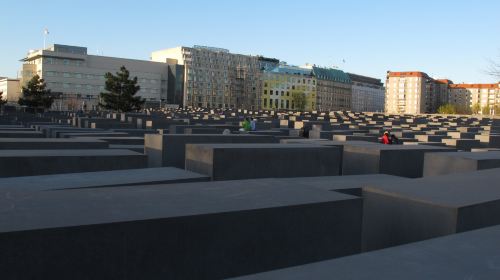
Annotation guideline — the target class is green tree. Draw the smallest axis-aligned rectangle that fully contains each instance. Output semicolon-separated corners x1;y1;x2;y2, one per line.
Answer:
18;75;54;111
292;92;307;111
471;103;481;115
482;105;491;115
99;66;144;112
0;91;7;106
437;104;456;114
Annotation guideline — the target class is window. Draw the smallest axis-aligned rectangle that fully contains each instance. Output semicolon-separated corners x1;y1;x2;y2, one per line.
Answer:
281;91;284;96
63;73;71;78
264;90;267;95
87;74;93;79
63;83;70;89
270;90;273;95
75;73;82;78
264;99;267;107
63;59;69;65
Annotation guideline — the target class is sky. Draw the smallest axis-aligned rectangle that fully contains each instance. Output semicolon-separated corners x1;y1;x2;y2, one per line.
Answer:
0;0;499;83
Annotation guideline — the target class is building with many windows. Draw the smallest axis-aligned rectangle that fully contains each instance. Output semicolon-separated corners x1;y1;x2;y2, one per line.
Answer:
151;45;262;109
310;66;352;111
385;71;434;114
386;70;499;114
448;83;500;114
20;44;169;110
348;73;385;112
0;77;21;102
261;64;316;111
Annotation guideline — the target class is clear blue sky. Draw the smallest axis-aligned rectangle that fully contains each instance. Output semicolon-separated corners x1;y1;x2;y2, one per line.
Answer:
1;0;499;83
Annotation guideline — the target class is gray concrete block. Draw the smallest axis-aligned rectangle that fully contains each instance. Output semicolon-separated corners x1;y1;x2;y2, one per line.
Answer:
0;149;146;177
75;136;144;145
0;138;109;149
423;151;500;176
342;142;453;178
475;134;500;148
415;134;450;142
442;138;482;151
0;131;44;138
362;168;500;251
230;225;500;280
0;167;209;192
0;180;361;280
333;135;378;142
144;134;277;168
185;143;342;180
447;131;476;139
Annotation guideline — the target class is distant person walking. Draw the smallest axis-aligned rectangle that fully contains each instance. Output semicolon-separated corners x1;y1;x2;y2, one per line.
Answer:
250;118;256;131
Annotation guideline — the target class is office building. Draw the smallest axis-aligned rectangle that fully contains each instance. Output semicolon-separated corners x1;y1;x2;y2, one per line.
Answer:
348;73;385;112
151;45;262;109
20;44;169;110
310;66;352;111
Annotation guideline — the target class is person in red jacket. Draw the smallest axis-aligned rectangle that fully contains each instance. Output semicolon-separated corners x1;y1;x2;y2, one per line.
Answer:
381;131;390;144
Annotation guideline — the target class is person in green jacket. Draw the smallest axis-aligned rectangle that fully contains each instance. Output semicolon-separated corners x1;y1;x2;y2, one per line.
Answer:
241;117;251;132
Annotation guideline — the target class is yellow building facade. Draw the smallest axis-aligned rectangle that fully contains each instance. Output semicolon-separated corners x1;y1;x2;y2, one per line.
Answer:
261;65;316;111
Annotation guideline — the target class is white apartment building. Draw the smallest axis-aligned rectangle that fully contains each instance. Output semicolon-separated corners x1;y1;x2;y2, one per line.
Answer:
385;71;431;114
348;73;385;112
20;44;169;110
449;83;500;114
0;77;21;102
151;45;262;109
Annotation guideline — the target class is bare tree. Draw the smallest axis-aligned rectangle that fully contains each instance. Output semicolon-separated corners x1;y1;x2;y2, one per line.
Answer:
487;51;500;79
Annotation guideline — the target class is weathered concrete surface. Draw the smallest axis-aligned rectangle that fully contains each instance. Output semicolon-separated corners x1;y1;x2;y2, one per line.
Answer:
423;151;500;176
0;149;146;177
362;168;500;251
0;167;209;192
0;131;44;138
0;180;361;280
185;143;342;180
0;138;109;149
342;142;453;178
144;134;278;168
229;225;500;280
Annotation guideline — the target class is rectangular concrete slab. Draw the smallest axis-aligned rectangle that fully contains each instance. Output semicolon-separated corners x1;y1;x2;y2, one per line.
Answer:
0;138;109;149
0;149;146;177
0;131;44;138
423;151;500;176
229;225;500;280
145;134;278;168
185;143;342;180
362;168;500;251
0;180;361;280
342;142;454;178
0;167;209;192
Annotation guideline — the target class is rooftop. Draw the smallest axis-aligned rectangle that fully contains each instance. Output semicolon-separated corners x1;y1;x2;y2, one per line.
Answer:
312;67;351;83
387;71;430;78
